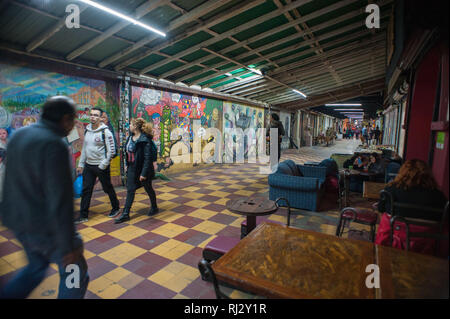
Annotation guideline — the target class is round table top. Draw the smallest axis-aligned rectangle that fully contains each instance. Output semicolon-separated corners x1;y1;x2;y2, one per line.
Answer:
226;196;278;216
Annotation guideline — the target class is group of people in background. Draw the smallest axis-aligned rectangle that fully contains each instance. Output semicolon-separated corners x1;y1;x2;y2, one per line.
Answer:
343;124;381;145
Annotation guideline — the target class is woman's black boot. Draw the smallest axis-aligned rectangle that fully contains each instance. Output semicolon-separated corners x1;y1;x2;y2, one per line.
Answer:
114;208;130;224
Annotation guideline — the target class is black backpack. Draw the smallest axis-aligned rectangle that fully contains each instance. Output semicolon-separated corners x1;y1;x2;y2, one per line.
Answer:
84;127;119;158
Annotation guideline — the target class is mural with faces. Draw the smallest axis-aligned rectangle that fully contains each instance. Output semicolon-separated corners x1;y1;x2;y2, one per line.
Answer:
223;102;264;160
131;86;223;168
0;61;120;180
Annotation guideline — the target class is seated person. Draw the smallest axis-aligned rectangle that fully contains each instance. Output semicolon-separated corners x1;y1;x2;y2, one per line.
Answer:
375;159;448;256
368;153;385;182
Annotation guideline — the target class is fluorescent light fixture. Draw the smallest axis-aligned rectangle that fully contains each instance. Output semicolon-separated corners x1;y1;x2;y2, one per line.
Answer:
78;0;166;37
334;109;364;111
225;73;232;76
292;89;307;98
325;103;362;106
249;68;262;75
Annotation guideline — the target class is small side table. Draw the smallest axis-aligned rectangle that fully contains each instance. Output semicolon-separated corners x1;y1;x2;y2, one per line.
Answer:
226;196;278;235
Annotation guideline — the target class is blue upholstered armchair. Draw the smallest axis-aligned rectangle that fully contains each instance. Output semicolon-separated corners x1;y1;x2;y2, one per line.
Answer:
268;160;327;211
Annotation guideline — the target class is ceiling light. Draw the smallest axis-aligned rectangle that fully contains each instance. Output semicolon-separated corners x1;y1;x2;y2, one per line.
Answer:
78;0;166;37
225;73;232;76
292;89;307;98
325;103;362;106
249;68;262;75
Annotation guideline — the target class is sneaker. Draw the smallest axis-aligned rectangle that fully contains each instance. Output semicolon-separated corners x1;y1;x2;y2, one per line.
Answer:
147;207;159;216
74;216;88;224
108;209;120;218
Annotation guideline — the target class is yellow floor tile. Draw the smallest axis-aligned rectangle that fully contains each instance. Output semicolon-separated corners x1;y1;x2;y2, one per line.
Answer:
78;227;105;241
150;240;194;261
153;211;183;223
214;198;231;205
227;184;246;189
3;251;27;270
234;190;255;196
162;276;191;293
198;180;218;185
157;186;177;193
109;225;148;242
83;249;96;260
103;267;131;282
88;276;114;295
228;217;245;228
185;199;210;208
157;201;180;210
157;193;179;201
96;283;127;299
182;192;205;200
173;293;190;299
0;262;15;276
204;185;223;190
161;261;185;275
151;223;189;238
188;208;218;220
183;186;201;192
127;214;149;225
99;243;146;266
192;220;227;235
148;269;175;286
209;191;230;198
28;273;60;299
268;214;286;224
0;235;7;243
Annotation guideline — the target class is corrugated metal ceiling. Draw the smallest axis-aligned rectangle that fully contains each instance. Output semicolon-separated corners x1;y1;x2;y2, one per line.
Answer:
0;0;393;109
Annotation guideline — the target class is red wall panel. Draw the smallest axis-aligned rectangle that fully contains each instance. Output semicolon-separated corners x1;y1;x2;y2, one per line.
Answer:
405;45;441;161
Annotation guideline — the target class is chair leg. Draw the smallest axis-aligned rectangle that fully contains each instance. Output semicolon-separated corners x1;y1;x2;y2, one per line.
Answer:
336;217;343;237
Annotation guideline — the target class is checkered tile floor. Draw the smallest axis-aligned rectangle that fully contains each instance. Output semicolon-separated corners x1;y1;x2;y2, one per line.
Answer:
0;139;377;299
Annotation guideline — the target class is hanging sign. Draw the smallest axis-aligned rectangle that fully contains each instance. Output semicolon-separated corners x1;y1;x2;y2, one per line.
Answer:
436;132;445;150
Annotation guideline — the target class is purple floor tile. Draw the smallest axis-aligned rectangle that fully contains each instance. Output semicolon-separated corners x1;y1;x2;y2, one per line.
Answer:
171;216;204;228
118;280;176;299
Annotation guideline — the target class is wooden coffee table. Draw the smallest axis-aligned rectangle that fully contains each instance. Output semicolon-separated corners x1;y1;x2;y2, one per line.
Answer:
226;196;278;235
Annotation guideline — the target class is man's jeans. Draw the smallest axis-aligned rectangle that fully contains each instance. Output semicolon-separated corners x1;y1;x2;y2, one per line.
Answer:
0;235;89;299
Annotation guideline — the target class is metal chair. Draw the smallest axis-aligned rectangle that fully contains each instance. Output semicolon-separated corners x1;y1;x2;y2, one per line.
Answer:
336;206;378;242
198;259;230;299
383;190;449;256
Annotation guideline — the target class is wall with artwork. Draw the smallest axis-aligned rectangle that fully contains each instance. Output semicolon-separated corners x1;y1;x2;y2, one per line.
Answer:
0;60;121;186
279;111;291;150
130;86;223;172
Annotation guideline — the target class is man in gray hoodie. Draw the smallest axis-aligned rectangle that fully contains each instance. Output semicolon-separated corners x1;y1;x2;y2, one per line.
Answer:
75;108;120;223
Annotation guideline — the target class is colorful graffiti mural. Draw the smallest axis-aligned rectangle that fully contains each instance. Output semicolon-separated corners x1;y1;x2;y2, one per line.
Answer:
0;61;121;180
131;86;223;169
223;102;265;160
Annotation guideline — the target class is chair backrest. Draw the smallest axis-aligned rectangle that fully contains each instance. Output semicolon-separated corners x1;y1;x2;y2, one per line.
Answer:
381;190;449;255
384;162;401;183
198;259;229;299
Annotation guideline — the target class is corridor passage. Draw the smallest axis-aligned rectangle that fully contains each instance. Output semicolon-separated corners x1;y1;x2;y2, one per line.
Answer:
0;138;373;299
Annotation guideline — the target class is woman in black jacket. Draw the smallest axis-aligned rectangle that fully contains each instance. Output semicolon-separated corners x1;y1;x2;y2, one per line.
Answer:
115;118;159;224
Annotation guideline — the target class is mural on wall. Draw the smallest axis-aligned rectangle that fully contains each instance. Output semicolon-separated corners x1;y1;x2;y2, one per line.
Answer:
223;102;265;161
131;86;223;170
0;61;121;182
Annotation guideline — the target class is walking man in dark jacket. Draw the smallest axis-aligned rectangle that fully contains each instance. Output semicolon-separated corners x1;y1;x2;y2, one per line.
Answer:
266;113;285;162
0;96;89;299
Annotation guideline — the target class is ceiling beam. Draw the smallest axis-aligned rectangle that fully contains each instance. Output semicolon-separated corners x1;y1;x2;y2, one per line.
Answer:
66;0;169;61
193;17;388;87
26;4;89;52
98;0;234;68
136;0;314;75
166;0;360;82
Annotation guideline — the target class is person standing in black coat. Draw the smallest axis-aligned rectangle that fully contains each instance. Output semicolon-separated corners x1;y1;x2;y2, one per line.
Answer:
115;118;159;224
0;96;89;299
